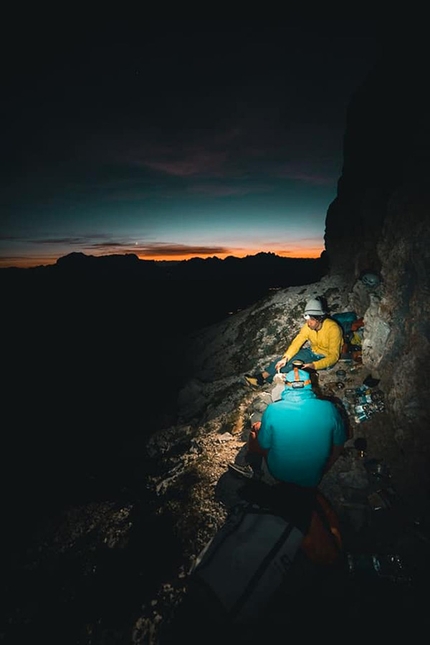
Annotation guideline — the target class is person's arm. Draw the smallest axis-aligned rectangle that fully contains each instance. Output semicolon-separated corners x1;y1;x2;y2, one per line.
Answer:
248;421;266;455
249;421;261;441
281;325;309;362
303;361;316;370
255;410;272;451
324;408;347;473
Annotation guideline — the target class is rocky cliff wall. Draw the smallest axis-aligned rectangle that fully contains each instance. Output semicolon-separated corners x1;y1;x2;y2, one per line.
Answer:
324;39;430;509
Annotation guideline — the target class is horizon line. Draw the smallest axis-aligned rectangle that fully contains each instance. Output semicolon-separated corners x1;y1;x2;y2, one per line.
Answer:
0;248;325;270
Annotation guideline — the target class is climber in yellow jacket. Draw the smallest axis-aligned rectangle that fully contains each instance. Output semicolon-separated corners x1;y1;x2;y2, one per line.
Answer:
245;297;344;388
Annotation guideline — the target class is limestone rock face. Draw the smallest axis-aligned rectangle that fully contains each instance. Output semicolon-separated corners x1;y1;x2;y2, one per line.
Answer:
323;39;430;507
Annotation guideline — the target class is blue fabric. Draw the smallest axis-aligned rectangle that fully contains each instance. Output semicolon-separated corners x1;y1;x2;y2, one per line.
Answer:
257;387;347;488
264;348;324;383
331;312;357;335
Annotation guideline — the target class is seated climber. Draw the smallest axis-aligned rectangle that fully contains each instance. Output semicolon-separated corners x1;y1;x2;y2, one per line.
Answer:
244;297;344;388
230;365;347;487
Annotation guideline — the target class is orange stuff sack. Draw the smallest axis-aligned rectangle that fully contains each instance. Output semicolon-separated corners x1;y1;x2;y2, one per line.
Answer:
351;317;364;331
300;492;343;566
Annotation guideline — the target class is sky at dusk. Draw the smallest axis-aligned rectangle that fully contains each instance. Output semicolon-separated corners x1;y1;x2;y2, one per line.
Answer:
1;17;380;268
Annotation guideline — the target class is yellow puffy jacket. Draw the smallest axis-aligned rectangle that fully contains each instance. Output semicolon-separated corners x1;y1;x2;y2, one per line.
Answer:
284;318;343;370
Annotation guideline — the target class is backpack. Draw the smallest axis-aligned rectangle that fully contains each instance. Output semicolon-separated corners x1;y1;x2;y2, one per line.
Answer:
331;311;364;360
331;311;358;335
188;501;304;625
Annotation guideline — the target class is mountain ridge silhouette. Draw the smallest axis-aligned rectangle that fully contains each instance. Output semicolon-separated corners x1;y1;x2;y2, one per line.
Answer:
1;250;328;284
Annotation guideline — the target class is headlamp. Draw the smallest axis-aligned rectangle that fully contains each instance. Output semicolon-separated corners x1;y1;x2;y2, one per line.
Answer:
285;365;312;388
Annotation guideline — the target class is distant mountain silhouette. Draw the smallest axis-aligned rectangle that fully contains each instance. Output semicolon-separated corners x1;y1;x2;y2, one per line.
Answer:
1;250;328;284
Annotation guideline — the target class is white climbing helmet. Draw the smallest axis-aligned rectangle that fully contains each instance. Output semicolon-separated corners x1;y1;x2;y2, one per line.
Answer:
303;298;325;317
